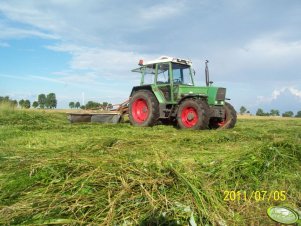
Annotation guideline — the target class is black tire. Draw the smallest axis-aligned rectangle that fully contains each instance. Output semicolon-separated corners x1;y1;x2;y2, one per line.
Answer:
209;102;237;129
129;90;159;127
177;98;209;130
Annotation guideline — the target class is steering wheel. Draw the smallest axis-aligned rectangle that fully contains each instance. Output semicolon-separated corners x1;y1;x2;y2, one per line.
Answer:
173;79;181;84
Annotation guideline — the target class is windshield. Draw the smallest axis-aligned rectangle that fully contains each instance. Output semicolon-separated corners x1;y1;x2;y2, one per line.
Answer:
172;63;193;85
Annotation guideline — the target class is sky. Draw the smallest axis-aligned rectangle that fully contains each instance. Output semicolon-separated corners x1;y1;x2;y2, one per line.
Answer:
0;0;301;114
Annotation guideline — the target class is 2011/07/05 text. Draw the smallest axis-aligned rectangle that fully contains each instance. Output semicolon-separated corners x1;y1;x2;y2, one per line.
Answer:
223;190;286;202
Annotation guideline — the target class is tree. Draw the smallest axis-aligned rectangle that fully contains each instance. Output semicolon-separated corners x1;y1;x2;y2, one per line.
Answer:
107;103;113;110
256;108;264;116
240;106;247;114
46;93;57;109
38;94;46;109
85;101;100;109
75;101;80;109
19;99;25;108
24;100;30;109
295;111;301;118
0;96;9;102
0;96;17;108
69;102;75;109
11;100;18;108
270;109;280;116
32;101;39;108
282;111;294;117
102;102;108;110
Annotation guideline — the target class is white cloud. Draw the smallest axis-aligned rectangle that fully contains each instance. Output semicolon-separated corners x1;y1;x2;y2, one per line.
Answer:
0;24;59;40
257;87;301;103
289;87;301;99
140;1;185;21
209;34;301;85
46;43;156;79
237;37;301;65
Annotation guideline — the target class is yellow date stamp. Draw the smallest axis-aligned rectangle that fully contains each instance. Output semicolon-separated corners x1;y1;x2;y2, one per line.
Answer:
223;190;286;202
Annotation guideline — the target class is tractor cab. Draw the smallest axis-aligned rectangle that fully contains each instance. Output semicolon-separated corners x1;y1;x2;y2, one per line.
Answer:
132;56;195;102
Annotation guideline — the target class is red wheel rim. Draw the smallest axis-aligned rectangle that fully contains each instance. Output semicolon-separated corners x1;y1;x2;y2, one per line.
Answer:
181;106;198;128
218;112;227;126
132;98;149;123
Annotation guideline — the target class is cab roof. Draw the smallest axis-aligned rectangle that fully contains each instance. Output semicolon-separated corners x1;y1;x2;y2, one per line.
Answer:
142;56;192;66
131;56;192;73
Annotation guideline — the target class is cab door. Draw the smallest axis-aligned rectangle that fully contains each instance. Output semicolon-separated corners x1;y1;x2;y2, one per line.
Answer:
156;63;172;102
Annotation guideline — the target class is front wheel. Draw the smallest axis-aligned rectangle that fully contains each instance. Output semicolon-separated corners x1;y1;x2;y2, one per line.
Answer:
177;99;209;130
129;90;159;127
209;102;237;129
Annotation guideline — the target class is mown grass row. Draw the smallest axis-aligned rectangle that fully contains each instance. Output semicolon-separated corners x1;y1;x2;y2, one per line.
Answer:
0;105;300;225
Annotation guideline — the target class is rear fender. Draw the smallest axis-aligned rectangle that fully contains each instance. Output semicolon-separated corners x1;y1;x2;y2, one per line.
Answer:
130;85;165;104
130;85;153;97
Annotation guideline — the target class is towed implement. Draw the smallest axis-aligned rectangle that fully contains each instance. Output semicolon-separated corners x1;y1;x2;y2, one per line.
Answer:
69;56;237;130
68;99;128;124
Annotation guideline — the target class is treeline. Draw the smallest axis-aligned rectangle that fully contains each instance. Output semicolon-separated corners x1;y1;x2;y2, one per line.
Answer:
0;96;18;107
240;106;301;118
34;93;57;109
69;101;113;110
0;93;57;109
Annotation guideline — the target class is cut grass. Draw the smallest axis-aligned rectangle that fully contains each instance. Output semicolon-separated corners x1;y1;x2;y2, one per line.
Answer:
0;107;300;225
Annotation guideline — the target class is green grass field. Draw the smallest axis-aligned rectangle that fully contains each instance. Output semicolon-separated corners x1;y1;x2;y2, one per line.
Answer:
0;106;300;225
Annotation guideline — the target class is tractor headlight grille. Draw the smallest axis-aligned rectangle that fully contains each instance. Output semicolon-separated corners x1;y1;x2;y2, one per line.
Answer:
216;88;226;101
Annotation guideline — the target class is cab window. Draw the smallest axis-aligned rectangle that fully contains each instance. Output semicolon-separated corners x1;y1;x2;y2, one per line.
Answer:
172;63;193;85
156;63;169;84
142;64;155;84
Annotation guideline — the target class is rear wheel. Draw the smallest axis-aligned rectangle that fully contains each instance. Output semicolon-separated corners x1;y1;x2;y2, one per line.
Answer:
209;102;237;129
177;99;209;130
129;90;159;127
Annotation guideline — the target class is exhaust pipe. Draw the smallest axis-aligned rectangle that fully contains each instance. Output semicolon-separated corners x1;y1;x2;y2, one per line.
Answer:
205;60;209;86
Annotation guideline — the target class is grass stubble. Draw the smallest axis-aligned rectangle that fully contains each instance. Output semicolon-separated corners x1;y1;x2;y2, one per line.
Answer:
0;104;300;225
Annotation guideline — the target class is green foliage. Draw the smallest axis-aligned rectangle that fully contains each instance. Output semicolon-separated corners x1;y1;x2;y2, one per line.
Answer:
102;101;108;109
239;106;247;114
18;99;30;109
108;103;113;110
0;96;17;108
282;111;294;117
24;100;30;109
256;108;281;116
83;101;113;110
256;108;265;116
75;101;80;109
85;101;100;109
37;93;57;109
0;96;10;102
270;109;280;116
0;111;300;225
32;101;39;108
69;101;81;109
46;93;57;109
69;101;75;109
19;99;25;108
296;110;301;118
38;94;46;109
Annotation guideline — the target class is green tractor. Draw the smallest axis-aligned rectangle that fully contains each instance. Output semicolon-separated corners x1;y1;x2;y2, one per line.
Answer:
129;56;237;129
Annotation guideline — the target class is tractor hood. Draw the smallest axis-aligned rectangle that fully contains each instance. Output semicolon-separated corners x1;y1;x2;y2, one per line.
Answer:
176;85;226;105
